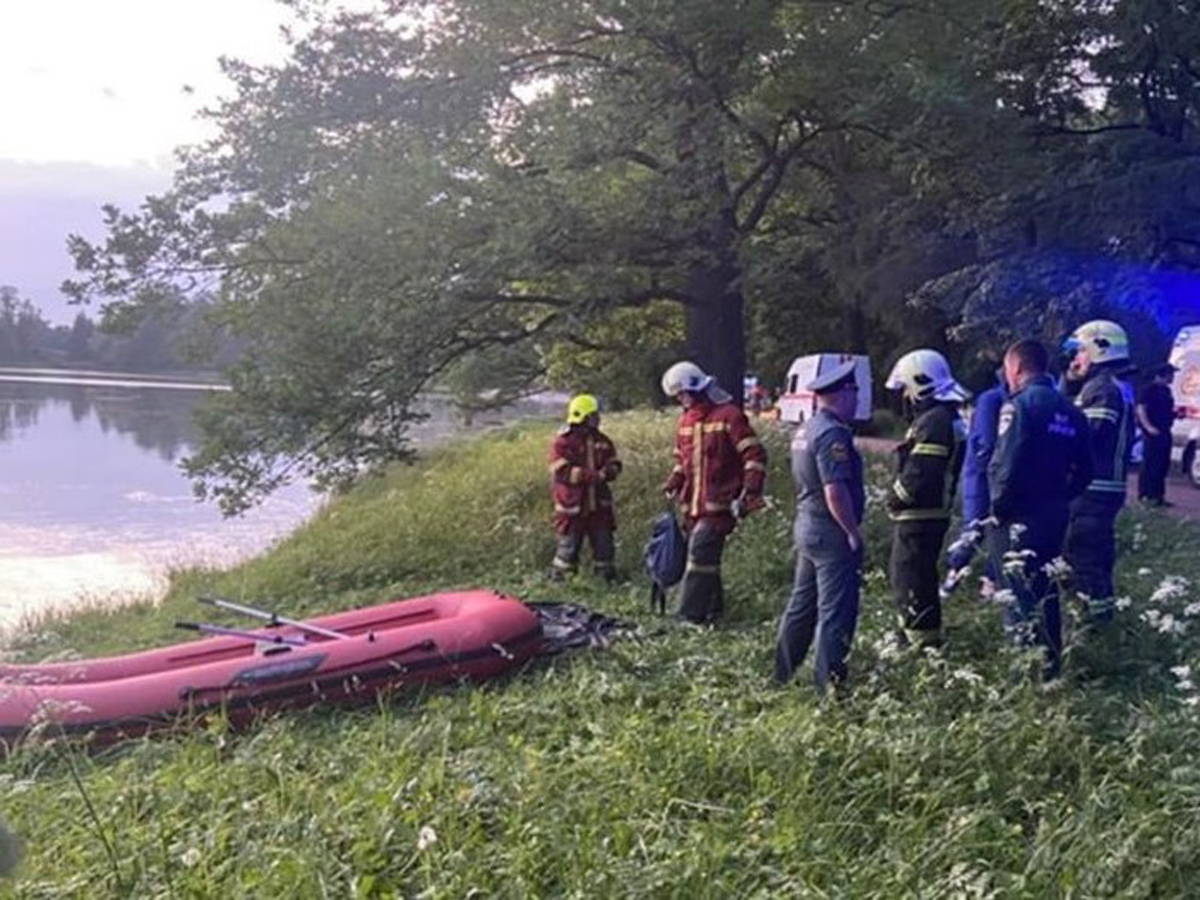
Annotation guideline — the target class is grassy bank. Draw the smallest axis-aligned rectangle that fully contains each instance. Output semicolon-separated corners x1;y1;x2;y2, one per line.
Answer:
4;412;1200;897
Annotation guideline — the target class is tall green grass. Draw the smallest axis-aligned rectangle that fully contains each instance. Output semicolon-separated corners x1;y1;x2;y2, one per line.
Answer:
4;412;1200;897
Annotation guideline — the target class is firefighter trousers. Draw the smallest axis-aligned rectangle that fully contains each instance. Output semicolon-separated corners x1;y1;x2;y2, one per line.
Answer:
677;519;727;623
890;519;950;645
1064;492;1122;625
549;518;616;581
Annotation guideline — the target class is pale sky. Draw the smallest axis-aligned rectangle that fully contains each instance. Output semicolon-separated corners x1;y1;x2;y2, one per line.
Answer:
0;0;294;168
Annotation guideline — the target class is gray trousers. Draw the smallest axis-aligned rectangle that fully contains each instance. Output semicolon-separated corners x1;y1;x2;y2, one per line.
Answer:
775;535;861;691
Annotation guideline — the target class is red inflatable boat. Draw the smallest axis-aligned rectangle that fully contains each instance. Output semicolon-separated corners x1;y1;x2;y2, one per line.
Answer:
0;590;541;745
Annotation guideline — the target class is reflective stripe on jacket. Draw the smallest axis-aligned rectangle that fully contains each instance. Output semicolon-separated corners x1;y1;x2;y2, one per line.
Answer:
1074;368;1133;498
664;400;766;526
549;425;621;532
887;402;966;522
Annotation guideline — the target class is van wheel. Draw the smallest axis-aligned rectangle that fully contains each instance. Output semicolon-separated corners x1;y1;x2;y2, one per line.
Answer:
1187;443;1200;489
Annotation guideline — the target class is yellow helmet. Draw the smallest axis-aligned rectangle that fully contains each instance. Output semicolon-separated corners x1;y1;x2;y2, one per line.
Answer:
566;393;599;424
1065;320;1129;365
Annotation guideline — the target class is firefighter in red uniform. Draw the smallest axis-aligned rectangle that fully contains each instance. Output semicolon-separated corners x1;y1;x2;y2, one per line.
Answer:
548;394;623;581
660;361;767;623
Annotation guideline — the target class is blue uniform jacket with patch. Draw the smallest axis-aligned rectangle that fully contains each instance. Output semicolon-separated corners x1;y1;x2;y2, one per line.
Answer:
988;375;1092;521
792;408;864;544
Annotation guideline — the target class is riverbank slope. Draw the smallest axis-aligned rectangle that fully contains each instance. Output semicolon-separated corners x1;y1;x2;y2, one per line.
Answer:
3;412;1200;897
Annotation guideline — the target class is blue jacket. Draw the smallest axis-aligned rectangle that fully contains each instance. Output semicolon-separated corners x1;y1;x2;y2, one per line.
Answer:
960;381;1006;526
988;375;1092;521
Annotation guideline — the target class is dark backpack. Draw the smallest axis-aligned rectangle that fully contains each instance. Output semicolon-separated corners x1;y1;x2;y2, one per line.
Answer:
643;511;686;614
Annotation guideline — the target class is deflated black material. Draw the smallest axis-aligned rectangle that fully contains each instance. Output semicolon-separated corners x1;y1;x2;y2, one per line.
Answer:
527;602;635;655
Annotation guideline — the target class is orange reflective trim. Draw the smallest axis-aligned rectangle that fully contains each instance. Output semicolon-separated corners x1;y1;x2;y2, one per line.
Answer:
736;437;762;452
554;503;582;515
743;461;767;472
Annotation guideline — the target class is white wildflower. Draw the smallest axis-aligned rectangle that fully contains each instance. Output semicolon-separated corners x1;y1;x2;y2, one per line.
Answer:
1141;608;1162;626
417;825;438;851
1178;680;1196;692
1003;548;1037;560
949;667;984;685
1158;614;1187;636
1116;596;1134;611
1185;696;1200;707
989;588;1017;606
180;847;202;868
1008;523;1028;541
871;633;904;661
1002;558;1029;575
1150;576;1190;605
1042;557;1072;579
1185;603;1200;617
1171;665;1193;680
1137;567;1153;577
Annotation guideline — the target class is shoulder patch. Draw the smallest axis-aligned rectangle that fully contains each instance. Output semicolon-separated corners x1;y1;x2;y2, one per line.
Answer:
998;403;1014;437
829;441;850;462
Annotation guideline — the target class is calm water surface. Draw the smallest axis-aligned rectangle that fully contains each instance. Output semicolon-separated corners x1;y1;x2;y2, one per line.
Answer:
0;373;559;631
0;376;318;630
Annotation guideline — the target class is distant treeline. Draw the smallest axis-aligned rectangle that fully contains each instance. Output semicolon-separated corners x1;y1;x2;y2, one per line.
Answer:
0;285;240;373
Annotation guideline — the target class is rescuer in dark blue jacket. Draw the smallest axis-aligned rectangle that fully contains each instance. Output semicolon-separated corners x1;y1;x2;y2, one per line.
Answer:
1060;320;1135;627
988;339;1092;681
942;371;1007;595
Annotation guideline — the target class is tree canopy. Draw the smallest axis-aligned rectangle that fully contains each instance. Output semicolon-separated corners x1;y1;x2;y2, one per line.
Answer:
66;0;1200;512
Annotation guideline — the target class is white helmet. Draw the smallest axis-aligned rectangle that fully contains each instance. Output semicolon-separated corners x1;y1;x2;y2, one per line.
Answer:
661;360;713;397
1065;319;1129;365
886;349;970;403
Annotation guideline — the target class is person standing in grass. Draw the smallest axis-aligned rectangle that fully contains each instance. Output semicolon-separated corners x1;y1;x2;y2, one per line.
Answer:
988;339;1091;683
883;349;969;650
548;394;623;582
1136;362;1177;507
660;361;766;623
942;365;1007;596
774;360;864;692
1061;320;1136;627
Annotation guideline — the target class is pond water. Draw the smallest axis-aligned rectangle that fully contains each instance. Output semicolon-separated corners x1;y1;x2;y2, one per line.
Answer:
0;372;560;631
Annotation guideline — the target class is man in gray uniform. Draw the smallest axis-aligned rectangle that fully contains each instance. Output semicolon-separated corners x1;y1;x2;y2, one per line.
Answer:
774;360;865;693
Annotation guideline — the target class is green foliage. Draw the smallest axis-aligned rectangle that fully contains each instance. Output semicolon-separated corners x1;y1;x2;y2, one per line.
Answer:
6;413;1200;896
542;301;685;408
62;0;1200;506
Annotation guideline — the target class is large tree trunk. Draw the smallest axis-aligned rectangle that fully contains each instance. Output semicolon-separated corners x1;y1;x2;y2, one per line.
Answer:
684;251;746;407
845;297;869;354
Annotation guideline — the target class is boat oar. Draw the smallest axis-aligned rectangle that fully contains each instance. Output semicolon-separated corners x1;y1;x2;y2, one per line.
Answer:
175;621;308;647
198;595;351;641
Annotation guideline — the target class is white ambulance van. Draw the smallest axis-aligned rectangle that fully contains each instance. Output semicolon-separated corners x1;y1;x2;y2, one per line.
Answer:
1170;325;1200;486
777;353;872;425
